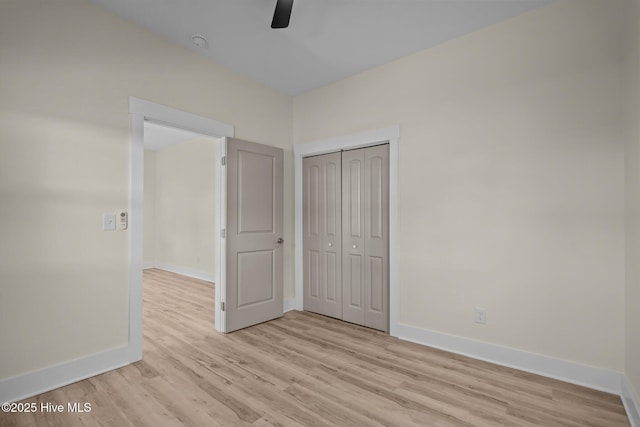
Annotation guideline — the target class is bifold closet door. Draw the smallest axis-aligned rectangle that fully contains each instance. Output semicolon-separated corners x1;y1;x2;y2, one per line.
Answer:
342;145;389;332
303;145;389;332
303;153;343;319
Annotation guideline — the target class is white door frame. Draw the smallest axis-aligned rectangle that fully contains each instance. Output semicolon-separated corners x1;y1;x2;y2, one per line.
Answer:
293;125;400;337
128;97;234;360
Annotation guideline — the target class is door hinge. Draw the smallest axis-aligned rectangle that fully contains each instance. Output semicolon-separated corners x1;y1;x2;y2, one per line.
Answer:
221;156;226;166
220;301;225;311
221;228;226;238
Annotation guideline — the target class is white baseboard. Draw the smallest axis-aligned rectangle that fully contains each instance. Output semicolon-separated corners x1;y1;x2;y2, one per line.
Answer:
291;295;303;311
151;263;214;283
143;261;156;270
622;376;640;427
0;345;133;404
283;298;296;313
395;322;623;395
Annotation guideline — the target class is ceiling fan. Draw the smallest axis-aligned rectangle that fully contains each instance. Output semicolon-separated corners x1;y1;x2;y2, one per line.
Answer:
271;0;294;29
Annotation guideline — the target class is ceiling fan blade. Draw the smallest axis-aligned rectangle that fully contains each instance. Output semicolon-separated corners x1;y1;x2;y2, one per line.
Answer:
271;0;293;29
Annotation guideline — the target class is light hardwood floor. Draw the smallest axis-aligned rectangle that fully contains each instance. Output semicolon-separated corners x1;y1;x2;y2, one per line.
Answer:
2;268;630;426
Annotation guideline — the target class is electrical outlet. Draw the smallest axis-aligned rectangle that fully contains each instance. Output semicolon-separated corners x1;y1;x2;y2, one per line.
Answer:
474;307;487;324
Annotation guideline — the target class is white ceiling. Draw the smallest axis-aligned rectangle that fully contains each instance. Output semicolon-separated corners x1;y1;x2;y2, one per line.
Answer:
89;0;555;96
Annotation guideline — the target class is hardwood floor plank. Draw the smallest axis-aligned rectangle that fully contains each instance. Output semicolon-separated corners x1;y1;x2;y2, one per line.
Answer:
232;378;332;426
313;363;473;426
252;413;306;427
282;382;389;426
1;269;630;427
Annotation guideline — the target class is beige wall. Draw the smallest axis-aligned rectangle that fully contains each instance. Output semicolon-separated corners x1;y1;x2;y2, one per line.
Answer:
151;138;217;275
294;0;626;371
625;0;640;405
0;0;292;379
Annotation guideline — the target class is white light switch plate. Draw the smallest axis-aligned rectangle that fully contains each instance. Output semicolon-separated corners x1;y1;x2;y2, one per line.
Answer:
103;213;116;231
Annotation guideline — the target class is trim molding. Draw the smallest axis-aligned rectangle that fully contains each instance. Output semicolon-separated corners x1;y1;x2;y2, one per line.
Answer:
395;322;623;395
283;298;297;313
0;345;131;404
622;376;640;427
148;262;215;283
129;97;234;137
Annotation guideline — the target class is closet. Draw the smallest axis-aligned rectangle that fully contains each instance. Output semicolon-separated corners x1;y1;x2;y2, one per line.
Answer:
303;144;389;332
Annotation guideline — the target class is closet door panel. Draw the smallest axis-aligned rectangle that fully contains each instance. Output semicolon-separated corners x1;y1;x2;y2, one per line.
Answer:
369;256;384;312
348;160;362;238
342;149;365;325
321;152;342;317
303;153;342;318
346;254;362;308
303;159;322;313
325;162;339;236
326;252;338;302
307;250;320;299
324;154;342;313
363;145;389;332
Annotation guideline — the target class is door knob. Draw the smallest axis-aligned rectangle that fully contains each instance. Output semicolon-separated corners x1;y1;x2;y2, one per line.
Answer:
277;238;284;244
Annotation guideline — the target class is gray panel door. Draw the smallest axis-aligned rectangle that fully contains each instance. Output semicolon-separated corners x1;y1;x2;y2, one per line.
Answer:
302;145;389;332
342;145;389;332
225;137;283;332
341;149;366;326
303;152;342;318
362;144;389;331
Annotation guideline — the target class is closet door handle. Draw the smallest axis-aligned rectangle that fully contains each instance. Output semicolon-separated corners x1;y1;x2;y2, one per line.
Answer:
277;238;284;244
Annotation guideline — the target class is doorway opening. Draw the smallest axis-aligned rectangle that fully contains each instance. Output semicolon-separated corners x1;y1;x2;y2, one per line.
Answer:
141;121;218;350
128;97;233;361
142;120;217;280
